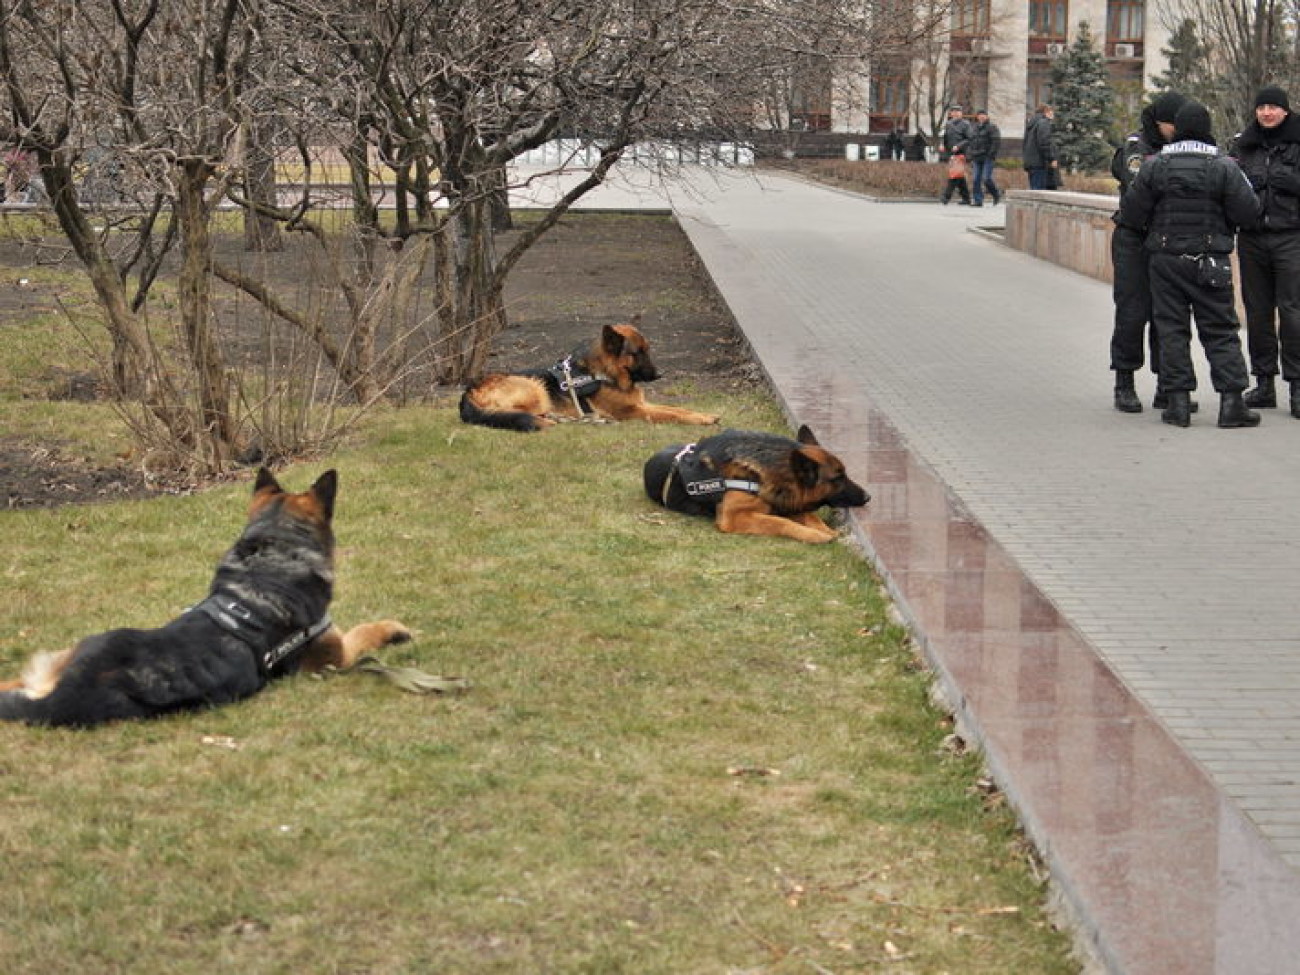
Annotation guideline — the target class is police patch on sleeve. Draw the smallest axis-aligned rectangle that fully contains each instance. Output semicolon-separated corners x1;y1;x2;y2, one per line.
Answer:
1126;155;1143;176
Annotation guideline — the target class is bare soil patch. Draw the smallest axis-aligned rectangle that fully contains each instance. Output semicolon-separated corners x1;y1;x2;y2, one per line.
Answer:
0;212;751;508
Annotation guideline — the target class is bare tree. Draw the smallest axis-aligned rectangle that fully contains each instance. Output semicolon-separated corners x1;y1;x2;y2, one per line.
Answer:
2;0;962;471
0;0;265;466
1155;0;1299;131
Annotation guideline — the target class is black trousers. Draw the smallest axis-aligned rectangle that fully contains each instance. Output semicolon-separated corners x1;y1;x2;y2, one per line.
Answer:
1110;225;1160;375
1148;252;1249;394
941;176;970;203
1238;230;1300;382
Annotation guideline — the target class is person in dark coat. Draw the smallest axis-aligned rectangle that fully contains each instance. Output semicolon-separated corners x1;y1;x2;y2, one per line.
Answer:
940;106;973;161
1230;85;1300;417
1022;104;1058;189
1118;101;1263;428
889;124;906;160
904;132;928;162
1108;91;1186;412
966;109;1002;206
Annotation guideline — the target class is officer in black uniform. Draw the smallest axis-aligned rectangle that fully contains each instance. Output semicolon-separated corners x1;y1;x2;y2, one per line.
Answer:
1231;86;1300;417
1109;91;1185;412
1118;101;1263;428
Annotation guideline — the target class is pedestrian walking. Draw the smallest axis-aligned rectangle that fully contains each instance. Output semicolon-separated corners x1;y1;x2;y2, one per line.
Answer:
967;109;1002;206
941;150;972;205
1230;85;1300;418
1109;91;1186;413
1118;101;1263;428
1022;105;1059;190
940;106;973;161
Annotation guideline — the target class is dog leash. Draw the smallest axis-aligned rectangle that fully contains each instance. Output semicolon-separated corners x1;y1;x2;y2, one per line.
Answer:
560;357;586;416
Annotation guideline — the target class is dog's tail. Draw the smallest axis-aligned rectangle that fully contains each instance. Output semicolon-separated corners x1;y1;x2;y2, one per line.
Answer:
0;689;48;725
458;388;543;432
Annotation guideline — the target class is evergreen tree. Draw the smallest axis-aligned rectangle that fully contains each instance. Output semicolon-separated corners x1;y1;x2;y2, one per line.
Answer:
1148;17;1232;132
1149;19;1207;96
1049;22;1114;172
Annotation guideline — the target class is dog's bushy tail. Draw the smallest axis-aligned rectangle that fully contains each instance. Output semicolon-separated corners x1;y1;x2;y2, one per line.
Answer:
458;390;542;432
0;690;44;725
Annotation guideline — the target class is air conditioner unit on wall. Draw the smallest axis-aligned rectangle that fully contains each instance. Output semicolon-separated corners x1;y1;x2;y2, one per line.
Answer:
1046;42;1067;56
971;38;992;55
1114;42;1136;58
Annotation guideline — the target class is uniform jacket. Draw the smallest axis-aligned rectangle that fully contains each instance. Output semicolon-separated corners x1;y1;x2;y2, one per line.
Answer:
1112;105;1172;197
967;121;1001;161
1230;112;1300;233
1119;140;1262;254
1022;113;1055;169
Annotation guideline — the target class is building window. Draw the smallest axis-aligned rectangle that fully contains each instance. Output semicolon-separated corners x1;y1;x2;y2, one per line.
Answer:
1107;0;1143;40
952;0;991;36
1026;65;1054;110
1029;0;1068;38
790;54;832;131
870;70;910;119
950;62;990;115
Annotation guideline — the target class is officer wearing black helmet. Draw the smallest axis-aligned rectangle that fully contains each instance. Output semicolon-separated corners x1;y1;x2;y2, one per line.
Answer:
1118;101;1263;428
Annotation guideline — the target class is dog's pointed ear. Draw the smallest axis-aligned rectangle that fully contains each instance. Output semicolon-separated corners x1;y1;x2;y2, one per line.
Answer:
254;467;282;495
790;448;822;488
601;323;626;357
795;425;819;447
310;470;338;521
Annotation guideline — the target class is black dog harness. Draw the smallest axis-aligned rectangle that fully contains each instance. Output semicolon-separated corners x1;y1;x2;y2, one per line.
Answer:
192;595;332;676
662;442;761;505
546;353;614;416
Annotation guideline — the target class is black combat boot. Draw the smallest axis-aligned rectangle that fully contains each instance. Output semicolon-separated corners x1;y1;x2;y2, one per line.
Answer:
1113;370;1142;413
1217;391;1261;428
1291;381;1300;419
1243;376;1276;408
1153;388;1198;412
1161;391;1192;427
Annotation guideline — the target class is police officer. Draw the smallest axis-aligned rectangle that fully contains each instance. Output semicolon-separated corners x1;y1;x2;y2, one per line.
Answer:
1118;101;1263;428
1231;86;1300;417
1109;91;1185;412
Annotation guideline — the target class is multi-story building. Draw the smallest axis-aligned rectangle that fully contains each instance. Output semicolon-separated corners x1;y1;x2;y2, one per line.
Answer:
812;0;1175;137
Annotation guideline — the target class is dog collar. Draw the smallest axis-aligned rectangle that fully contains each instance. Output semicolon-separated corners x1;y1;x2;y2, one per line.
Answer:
192;595;332;675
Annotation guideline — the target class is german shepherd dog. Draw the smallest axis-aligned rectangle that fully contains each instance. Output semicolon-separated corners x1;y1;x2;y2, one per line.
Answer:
0;469;410;727
459;321;720;432
643;426;869;543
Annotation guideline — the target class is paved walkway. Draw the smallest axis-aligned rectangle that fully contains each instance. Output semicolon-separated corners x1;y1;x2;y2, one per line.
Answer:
523;164;1300;973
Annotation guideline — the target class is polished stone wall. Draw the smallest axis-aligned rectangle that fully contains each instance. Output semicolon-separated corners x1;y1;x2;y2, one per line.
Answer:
1005;189;1119;283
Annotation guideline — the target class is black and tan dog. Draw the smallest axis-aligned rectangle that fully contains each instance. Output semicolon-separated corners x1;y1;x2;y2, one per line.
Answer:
0;469;410;727
643;426;869;543
459;321;720;432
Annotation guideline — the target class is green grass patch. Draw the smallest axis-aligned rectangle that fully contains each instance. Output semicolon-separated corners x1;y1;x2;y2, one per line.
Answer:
0;392;1077;973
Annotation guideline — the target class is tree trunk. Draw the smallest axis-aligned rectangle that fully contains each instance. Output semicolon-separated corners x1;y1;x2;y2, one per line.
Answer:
243;116;283;252
452;196;508;380
344;131;379;286
175;158;237;461
40;150;198;446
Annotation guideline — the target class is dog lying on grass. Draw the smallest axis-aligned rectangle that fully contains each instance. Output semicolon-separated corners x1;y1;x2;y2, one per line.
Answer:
0;469;410;727
459;321;721;432
643;426;869;543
